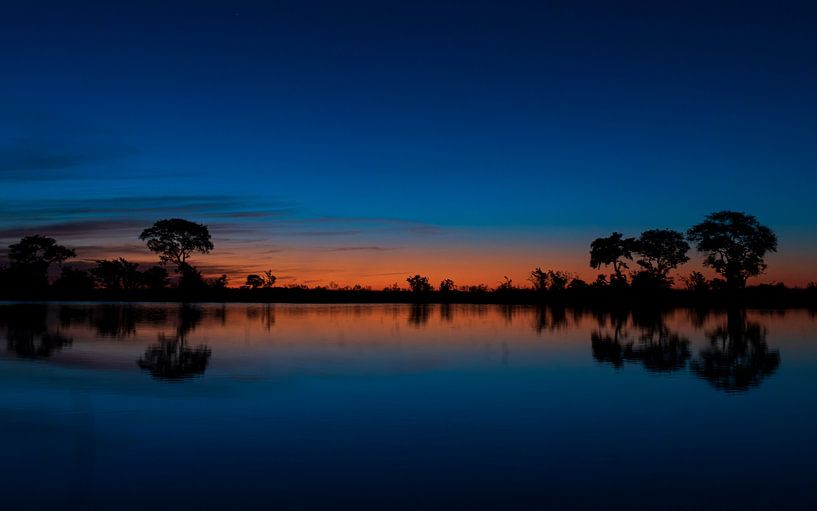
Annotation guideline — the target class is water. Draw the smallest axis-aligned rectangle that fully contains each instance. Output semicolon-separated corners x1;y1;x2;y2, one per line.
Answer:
1;303;815;510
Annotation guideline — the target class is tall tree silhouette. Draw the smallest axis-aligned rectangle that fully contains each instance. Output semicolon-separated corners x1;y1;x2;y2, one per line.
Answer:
633;229;690;287
589;232;636;284
687;211;777;289
139;218;213;271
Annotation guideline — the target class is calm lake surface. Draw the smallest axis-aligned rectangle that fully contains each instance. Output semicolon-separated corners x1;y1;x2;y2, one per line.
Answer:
1;302;816;510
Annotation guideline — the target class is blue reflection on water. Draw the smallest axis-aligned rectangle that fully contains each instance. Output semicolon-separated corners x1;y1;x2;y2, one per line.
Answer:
0;303;815;510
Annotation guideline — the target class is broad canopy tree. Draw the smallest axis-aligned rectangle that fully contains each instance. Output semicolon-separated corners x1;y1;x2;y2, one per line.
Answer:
139;218;214;271
687;211;777;289
8;235;75;267
633;229;690;286
589;232;637;283
5;235;76;290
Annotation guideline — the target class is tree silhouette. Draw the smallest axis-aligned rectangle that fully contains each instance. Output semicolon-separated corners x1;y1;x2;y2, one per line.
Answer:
52;267;96;293
245;274;264;290
439;278;455;293
5;235;75;290
496;276;515;291
262;270;277;288
177;262;206;291
547;270;571;292
633;229;690;287
687;211;777;289
8;235;75;266
529;268;549;292
691;309;780;392
406;274;432;293
590;232;636;284
89;258;169;291
141;266;170;290
683;271;710;293
139;218;213;270
90;258;141;290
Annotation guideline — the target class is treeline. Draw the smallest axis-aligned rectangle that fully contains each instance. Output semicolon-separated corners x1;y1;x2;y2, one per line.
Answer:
1;211;815;305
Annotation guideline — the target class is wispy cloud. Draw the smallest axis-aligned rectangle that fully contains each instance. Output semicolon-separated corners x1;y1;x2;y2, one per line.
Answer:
326;246;401;252
361;271;411;277
0;219;144;240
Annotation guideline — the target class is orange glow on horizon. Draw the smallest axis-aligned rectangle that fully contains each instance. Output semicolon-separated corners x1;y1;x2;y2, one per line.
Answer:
180;245;817;289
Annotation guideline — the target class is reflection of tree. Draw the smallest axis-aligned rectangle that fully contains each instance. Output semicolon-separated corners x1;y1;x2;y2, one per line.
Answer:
691;310;780;392
533;306;569;334
138;305;211;381
591;331;625;368
591;311;628;368
439;303;453;323
500;304;516;325
408;304;431;327
246;305;275;330
58;304;168;339
627;310;690;372
92;305;138;339
591;309;690;372
1;304;72;359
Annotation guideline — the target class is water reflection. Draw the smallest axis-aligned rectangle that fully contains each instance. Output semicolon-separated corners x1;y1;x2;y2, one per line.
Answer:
138;305;211;381
0;304;72;358
691;309;781;392
591;309;691;372
408;303;432;327
0;303;812;510
533;305;569;333
0;303;793;392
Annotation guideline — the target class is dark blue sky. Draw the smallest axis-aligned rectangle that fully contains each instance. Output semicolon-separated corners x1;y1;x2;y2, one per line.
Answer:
1;1;816;284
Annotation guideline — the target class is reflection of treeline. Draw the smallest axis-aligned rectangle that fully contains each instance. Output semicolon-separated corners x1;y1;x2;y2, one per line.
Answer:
1;212;816;305
590;308;780;392
0;304;72;359
0;303;212;381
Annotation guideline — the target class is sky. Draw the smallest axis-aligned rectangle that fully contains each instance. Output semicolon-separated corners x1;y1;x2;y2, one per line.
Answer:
1;0;816;287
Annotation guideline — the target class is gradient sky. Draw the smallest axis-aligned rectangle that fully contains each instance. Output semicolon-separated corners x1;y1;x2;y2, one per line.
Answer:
2;1;816;287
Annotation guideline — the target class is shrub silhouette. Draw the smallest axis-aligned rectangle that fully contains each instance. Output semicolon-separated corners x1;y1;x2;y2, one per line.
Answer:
91;258;141;290
439;278;455;293
52;267;96;293
245;274;264;290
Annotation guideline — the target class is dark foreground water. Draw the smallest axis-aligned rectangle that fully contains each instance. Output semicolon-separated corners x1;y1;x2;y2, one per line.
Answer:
1;303;816;510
